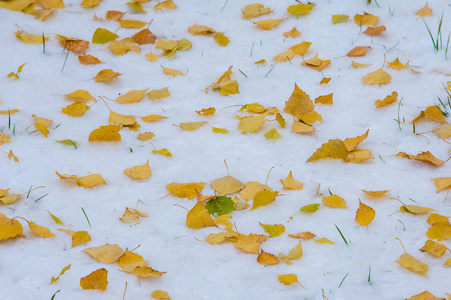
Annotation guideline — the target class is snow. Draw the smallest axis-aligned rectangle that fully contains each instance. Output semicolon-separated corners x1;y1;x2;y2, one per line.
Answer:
1;0;451;299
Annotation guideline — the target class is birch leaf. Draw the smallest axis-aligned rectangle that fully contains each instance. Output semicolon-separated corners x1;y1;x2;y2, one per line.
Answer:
397;253;429;276
242;3;272;19
0;212;23;240
88;125;121;141
253;19;283;30
84;244;125;263
355;201;375;226
166;182;206;199
94;69;122;82
432;177;451;192
80;269;108;291
306;139;348;162
124;160;151;179
362;69;391;85
257;250;279;265
186;203;216;229
280;171;303;190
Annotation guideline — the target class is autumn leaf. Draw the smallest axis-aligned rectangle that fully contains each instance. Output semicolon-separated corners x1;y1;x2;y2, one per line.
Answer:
284;83;314;118
84;244;125;263
127;1;146;13
186;203;216;229
205;196;235;216
94;69;122;82
155;0;177;10
316;237;336;244
352;61;371;68
56;139;78;148
88;125;121;142
354;12;379;26
0;212;23;240
240;181;273;201
322;194;346;208
27;220;55;238
433;124;451;139
166;182;206;199
151;290;171;300
287;3;315;16
355;201;375;226
400;205;436;215
432;177;451;193
278;241;303;265
362;190;389;197
419;240;447;257
253;19;283;31
242;3;272;19
416;4;432;17
290;41;311;56
238;114;267;133
120;208;147;224
211;175;244;195
141;114;166;122
347;46;371;57
292;120;314;134
257;250;279;265
332;14;349;24
397;253;429;276
15;31;47;44
119;20;148;29
376;91;398;108
79;55;103;65
273;50;294;62
260;223;285;237
56;171;107;188
47;210;62;225
412;106;448;124
56;35;89;54
252;190;279;210
363;25;386;36
306;139;348;162
80;268;108;291
315;94;333;105
106;10;125;20
131;29;156;45
426;221;451;241
7;150;19;162
72;231;91;247
124;160;151;180
108;38;140;56
406;291;439;300
362;69;391;85
284;27;300;38
51;264;71;284
145;51;159;62
302;54;330;71
396;151;445;167
235;234;270;254
188;24;215;35
92;28;118;44
265;128;281;141
81;0;101;8
343;130;369;152
289;232;315;239
178;121;207;131
206;66;239;95
161;65;184;77
388;58;409;70
153;148;172;157
65;89;95;102
300;203;320;213
278;274;300;285
62;102;90;117
280;171;303;190
147;87;170;100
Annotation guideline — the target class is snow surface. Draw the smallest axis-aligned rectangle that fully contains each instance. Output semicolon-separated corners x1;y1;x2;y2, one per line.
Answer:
1;0;451;299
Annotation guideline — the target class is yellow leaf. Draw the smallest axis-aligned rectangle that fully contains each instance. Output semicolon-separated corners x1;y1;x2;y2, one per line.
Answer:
0;212;23;240
416;4;432;17
396;151;445;167
346;149;374;163
397;253;429;276
58;228;75;236
137;132;155;141
343;130;369;152
155;0;177;10
253;19;283;30
0;194;20;204
426;221;451;241
151;290;171;300
179;121;207;131
278;274;299;285
80;268;108;291
302;54;330;71
433;124;451;139
120;208;142;224
419;240;447;257
315;237;336;244
213;214;233;231
0;0;35;11
322;194;346;208
376;91;398;108
56;35;89;54
315;94;333;105
28;221;55;238
94;69;122;82
141;114;166;122
72;231;91;247
290;41;311;56
280;171;303;190
347;46;371;57
118;20;148;29
432;177;451;193
127;1;146;13
84;244;125;264
145;51;159;62
61;102;90;117
152;148;172;157
161;65;184;77
213;33;229;46
427;213;449;225
7;150;19;162
47;210;62;225
205;231;237;245
265;128;281;141
260;223;285;237
92;28;118;44
278;241;303;265
108;38;140;56
406;291;440;300
287;3;315;15
242;3;272;19
64;89;95;102
362;69;391;85
212;127;229;134
354;12;379;26
332;14;349;24
51;264;71;284
363;25;386;36
196;107;216;116
147;87;170;101
235;234;270;254
445;259;451;266
276;113;286;128
240;181;273;201
166;182;206;199
307;139;349;162
362;190;389;197
252;190;279;210
108;111;136;126
284;83;314;118
388;58;409;70
124;160;151;179
15;31;46;44
400;205;436;214
88;125;121;142
273;50;294;62
56;171;107;188
413;106;448;124
211;175;244;195
131;266;165;278
0;109;19;115
355;201;375;226
35;124;49;137
82;0;100;8
257;250;279;265
296;111;322;125
39;0;64;9
292;120;315;134
188;24;215;35
238;114;266;133
79;54;101;64
284;27;300;38
289;232;315;239
186;203;216;229
352;61;371;68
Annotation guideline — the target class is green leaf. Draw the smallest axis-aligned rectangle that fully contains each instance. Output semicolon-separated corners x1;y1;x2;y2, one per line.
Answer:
92;28;119;44
300;203;320;213
205;196;235;216
56;139;78;148
260;223;285;237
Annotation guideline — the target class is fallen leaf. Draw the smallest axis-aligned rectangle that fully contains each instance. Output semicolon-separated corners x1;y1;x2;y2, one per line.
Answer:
242;3;272;19
276;113;286;128
362;69;391;85
235;234;270;254
56;171;107;188
15;31;46;44
205;196;235;216
416;4;432;17
292;120;314;134
287;3;315;15
80;268;108;291
400;205;436;214
64;89;95;102
161;65;184;77
354;12;379;26
426;221;451;241
7;150;19;162
362;190;389;197
196;107;215;116
260;223;285;237
179;121;207;131
206;66;239;95
432;177;451;192
406;291;440;300
253;19;283;30
332;14;349;24
238;114;267;133
167;182;206;199
127;1;145;13
278;241;302;264
433;124;451;139
212;214;233;231
79;55;102;65
141;114;166;122
0;109;19;115
108;38;140;56
397;253;429;276
56;35;89;54
88;125;121;142
188;24;215;35
314;94;333;105
51;264;71;284
132;266;165;278
343;130;369;152
62;102;90;117
300;203;320;213
355;201;375;226
322;194;346;208
347;46;371;57
363;25;386;36
211;175;244;195
94;69;122;82
376;91;398;108
427;213;449;225
388;58;409;70
265;128;281;141
28;221;55;238
0;212;23;240
412;106;448;124
92;28;118;44
290;41;311;56
124;160;151;179
315;237;336;244
419;240;447;257
137;132;155;141
284;83;314;118
352;61;371;68
289;232;315;239
35;123;49;137
147;87;170;100
145;51;159;62
306;139;348;162
106;10;124;20
273;50;294;62
257;250;279;265
186;203;216;229
284;27;300;38
396;151;445;167
278;274;299;285
151;290;171;300
252;190;279;210
240;181;273;201
84;244;125;263
47;211;62;224
280;171;303;190
119;20;148;29
152;148;172;157
302;54;330;71
155;0;177;10
72;231;91;247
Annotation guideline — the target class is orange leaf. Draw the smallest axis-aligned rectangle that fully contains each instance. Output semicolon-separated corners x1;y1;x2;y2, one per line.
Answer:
80;268;108;291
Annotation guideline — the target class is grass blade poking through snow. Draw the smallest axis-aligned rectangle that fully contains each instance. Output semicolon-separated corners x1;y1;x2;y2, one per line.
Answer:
80;207;91;227
335;224;348;245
